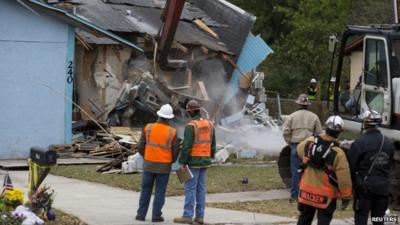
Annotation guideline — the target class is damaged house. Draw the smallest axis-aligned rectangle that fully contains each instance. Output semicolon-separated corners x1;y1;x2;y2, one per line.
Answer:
0;0;272;159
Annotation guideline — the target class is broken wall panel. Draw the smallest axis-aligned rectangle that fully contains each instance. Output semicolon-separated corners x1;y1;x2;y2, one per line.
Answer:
75;40;232;126
224;33;273;105
75;44;141;121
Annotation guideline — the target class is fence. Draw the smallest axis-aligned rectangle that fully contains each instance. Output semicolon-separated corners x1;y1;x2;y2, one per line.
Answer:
266;98;331;122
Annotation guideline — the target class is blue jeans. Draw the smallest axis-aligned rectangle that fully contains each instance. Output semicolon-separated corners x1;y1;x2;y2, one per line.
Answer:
137;171;170;219
290;143;301;199
183;168;207;219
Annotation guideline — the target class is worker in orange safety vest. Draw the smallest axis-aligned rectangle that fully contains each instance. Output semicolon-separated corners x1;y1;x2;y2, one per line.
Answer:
174;100;216;225
136;104;180;223
296;115;352;225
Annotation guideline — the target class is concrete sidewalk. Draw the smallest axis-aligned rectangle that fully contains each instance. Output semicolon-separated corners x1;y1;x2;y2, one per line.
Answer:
170;189;290;203
2;170;296;225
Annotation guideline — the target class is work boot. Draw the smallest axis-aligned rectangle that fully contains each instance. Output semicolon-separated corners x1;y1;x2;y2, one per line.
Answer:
193;217;204;225
152;216;164;222
135;215;145;221
173;216;192;224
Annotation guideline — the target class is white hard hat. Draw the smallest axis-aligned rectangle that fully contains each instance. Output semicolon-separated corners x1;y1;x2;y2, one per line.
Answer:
310;78;317;83
325;115;344;132
157;104;174;119
361;110;382;126
325;115;344;137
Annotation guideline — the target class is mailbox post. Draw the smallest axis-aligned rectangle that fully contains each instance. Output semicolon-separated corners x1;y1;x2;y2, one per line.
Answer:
28;147;57;195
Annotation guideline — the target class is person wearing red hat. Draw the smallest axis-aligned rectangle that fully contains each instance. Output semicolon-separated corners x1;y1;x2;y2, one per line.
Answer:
174;100;216;225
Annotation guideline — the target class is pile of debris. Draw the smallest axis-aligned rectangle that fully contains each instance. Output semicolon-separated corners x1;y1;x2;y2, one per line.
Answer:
49;120;141;160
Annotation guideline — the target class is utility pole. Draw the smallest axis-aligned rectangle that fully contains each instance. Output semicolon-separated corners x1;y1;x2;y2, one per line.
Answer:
394;0;399;23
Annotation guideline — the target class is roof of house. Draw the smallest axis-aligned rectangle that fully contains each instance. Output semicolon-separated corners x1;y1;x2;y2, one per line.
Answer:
64;0;232;53
17;0;143;52
18;0;257;55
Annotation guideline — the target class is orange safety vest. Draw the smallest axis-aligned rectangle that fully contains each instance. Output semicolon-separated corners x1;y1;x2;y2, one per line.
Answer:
144;123;176;163
188;119;213;157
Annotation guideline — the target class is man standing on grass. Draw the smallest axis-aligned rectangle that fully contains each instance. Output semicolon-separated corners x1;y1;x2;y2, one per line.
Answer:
282;94;323;202
135;104;180;222
174;100;216;225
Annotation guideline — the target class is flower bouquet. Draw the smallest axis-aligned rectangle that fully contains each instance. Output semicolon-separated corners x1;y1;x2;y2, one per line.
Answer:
27;185;56;220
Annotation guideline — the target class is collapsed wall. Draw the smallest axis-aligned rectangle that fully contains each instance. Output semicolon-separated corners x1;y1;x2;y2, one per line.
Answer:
74;41;231;126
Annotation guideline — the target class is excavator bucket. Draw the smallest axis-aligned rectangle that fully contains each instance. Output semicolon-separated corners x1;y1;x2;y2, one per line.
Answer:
278;145;291;188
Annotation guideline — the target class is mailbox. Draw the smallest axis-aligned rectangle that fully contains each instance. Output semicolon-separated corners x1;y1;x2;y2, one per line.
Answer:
30;147;57;166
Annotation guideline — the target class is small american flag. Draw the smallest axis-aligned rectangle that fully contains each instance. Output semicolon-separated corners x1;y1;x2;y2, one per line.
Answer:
1;173;14;194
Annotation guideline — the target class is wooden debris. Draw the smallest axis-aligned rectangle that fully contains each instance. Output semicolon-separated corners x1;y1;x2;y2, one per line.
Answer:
193;19;219;38
169;85;192;91
96;149;136;173
76;33;93;51
200;46;209;55
110;126;142;142
49;144;75;152
174;41;188;54
186;68;192;87
77;143;99;153
50;125;141;172
222;54;246;76
198;81;210;101
89;141;121;156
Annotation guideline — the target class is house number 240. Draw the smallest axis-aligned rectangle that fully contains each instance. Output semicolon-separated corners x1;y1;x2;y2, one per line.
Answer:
67;61;74;84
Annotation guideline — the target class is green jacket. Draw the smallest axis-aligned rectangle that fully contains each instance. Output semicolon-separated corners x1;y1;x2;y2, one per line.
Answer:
179;114;216;168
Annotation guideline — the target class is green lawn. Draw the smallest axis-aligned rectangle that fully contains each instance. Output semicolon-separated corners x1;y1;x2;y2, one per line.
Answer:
339;130;361;141
207;199;354;219
51;164;286;196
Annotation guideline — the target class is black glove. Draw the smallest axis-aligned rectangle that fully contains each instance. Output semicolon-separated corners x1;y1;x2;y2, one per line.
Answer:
340;199;351;210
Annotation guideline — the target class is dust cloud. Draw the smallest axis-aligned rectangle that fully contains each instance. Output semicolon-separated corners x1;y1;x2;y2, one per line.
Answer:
215;118;286;156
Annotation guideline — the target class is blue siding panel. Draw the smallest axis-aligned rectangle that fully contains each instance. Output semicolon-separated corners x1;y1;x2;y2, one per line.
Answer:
224;33;273;104
0;0;70;159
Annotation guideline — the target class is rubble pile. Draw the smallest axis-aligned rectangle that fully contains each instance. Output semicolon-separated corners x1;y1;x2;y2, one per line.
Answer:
49;120;140;161
216;71;286;158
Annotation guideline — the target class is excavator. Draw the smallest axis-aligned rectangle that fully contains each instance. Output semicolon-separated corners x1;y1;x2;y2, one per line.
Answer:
278;24;400;209
331;24;400;209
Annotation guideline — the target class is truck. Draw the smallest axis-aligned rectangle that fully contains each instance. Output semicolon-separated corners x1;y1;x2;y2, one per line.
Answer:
278;24;400;209
330;24;400;209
